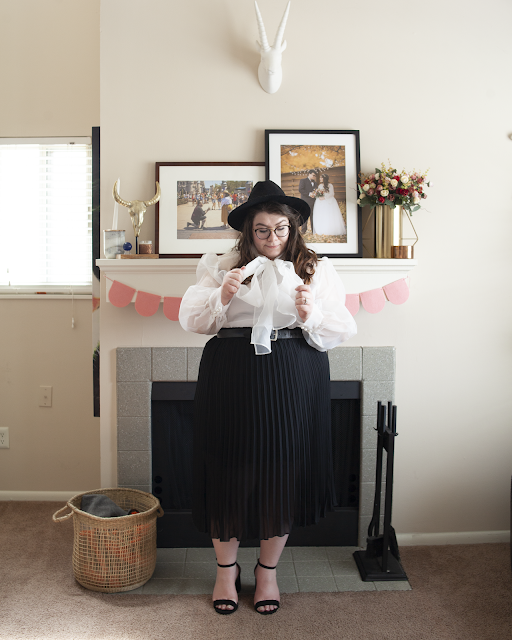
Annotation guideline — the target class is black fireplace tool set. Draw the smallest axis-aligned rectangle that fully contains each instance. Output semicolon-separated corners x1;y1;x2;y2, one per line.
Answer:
353;401;408;581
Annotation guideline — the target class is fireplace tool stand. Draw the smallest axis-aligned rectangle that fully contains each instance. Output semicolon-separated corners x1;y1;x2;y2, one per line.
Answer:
353;401;408;581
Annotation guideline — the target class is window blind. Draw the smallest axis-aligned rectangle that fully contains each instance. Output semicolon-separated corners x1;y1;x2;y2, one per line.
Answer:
0;139;92;294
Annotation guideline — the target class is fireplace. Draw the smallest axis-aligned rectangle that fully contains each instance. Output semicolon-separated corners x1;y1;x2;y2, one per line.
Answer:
151;380;361;547
116;346;395;548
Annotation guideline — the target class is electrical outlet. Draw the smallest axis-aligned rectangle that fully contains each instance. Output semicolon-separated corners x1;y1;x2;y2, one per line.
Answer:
39;386;52;407
0;428;9;449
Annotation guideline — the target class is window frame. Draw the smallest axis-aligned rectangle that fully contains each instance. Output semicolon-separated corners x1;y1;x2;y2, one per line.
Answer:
0;137;93;296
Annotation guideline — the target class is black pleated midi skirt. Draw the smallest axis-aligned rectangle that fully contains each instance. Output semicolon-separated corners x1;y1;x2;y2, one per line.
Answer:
192;333;336;542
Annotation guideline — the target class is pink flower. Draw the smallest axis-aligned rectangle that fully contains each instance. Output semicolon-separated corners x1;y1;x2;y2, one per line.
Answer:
376;185;382;191
388;194;395;201
368;189;375;196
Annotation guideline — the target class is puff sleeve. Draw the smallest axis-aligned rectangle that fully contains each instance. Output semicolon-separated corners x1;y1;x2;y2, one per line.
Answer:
298;257;357;351
178;252;235;335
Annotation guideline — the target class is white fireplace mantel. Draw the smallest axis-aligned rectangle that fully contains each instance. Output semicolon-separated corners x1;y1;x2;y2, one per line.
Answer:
96;258;417;299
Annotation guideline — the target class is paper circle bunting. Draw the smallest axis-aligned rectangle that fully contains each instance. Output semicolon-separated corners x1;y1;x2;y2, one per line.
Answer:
345;294;360;317
360;288;387;314
383;279;410;305
134;291;161;317
163;297;182;321
108;280;136;307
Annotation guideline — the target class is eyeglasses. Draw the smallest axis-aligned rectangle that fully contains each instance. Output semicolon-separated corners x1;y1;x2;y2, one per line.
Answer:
253;225;291;240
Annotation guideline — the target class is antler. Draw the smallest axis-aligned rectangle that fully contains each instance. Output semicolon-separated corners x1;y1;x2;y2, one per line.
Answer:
113;181;132;208
274;1;290;49
254;1;270;51
144;182;161;207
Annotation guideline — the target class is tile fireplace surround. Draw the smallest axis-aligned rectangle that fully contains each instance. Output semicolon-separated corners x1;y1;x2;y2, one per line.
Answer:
116;345;395;548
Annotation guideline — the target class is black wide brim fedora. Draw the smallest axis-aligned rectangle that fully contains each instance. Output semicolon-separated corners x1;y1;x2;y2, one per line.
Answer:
227;180;311;231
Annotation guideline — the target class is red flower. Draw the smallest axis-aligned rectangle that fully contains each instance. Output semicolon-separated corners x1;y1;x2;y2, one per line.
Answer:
378;196;385;203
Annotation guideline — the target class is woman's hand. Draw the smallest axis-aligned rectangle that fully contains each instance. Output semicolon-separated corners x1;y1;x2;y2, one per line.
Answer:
220;267;245;306
295;284;313;322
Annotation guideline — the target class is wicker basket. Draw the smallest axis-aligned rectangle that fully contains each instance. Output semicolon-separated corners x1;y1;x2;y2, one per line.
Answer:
53;488;164;593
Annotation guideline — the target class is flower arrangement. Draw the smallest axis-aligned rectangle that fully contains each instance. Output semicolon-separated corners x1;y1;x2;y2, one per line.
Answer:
357;162;430;214
312;186;327;199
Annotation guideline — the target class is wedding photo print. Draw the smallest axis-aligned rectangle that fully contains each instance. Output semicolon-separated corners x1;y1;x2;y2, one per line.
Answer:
156;162;265;257
266;131;362;257
280;146;347;243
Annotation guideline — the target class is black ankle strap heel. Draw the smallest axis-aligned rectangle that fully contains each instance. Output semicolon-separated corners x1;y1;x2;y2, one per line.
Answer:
254;558;280;615
213;561;241;615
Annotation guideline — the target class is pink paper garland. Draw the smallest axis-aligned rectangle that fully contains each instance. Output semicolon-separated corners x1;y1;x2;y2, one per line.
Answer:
163;297;181;321
107;277;409;319
134;290;161;317
108;280;136;307
383;278;410;305
360;288;387;314
345;294;360;317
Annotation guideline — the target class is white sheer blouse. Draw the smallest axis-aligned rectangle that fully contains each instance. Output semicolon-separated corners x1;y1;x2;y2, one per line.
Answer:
179;251;357;354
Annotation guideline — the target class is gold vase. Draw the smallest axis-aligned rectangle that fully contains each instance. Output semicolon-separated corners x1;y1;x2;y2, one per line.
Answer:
375;205;403;259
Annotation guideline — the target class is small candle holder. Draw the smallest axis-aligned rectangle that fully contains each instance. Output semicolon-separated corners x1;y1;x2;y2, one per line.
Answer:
391;246;414;259
103;230;125;259
139;240;153;255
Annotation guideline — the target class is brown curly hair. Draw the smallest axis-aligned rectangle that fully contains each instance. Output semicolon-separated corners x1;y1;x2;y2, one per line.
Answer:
232;201;317;284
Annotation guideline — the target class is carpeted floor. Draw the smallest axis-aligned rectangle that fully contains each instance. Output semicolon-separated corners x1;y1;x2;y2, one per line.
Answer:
2;501;511;640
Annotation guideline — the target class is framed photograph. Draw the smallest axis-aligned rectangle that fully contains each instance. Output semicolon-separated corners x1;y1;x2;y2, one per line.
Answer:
156;162;266;257
265;130;362;257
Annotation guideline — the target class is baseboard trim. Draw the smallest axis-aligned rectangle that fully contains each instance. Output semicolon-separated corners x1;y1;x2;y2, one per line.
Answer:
0;490;87;502
1;493;510;547
397;530;510;546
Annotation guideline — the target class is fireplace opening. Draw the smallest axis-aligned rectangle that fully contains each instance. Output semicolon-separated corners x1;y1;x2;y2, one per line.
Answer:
152;381;360;547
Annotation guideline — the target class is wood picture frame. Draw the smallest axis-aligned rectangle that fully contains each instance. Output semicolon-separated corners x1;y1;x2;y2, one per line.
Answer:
155;162;265;258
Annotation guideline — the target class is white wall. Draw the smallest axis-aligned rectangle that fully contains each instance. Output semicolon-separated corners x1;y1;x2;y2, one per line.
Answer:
99;0;512;536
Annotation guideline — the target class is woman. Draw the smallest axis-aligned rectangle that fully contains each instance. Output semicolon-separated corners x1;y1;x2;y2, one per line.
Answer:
220;191;232;228
179;181;356;615
312;174;347;236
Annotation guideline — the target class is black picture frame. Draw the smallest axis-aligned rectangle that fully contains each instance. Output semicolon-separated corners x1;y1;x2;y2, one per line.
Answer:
265;130;362;258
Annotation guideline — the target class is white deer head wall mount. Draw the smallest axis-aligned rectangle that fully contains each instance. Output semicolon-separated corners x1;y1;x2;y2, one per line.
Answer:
255;0;290;94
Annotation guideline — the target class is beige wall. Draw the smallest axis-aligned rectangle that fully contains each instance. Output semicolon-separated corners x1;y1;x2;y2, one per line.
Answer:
0;0;100;492
99;0;512;538
0;0;99;137
0;299;100;491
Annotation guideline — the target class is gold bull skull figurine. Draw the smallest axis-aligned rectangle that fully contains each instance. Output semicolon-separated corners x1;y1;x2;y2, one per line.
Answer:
112;181;161;239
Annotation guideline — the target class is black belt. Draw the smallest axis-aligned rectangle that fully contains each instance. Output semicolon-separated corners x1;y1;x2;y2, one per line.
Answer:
217;328;303;341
